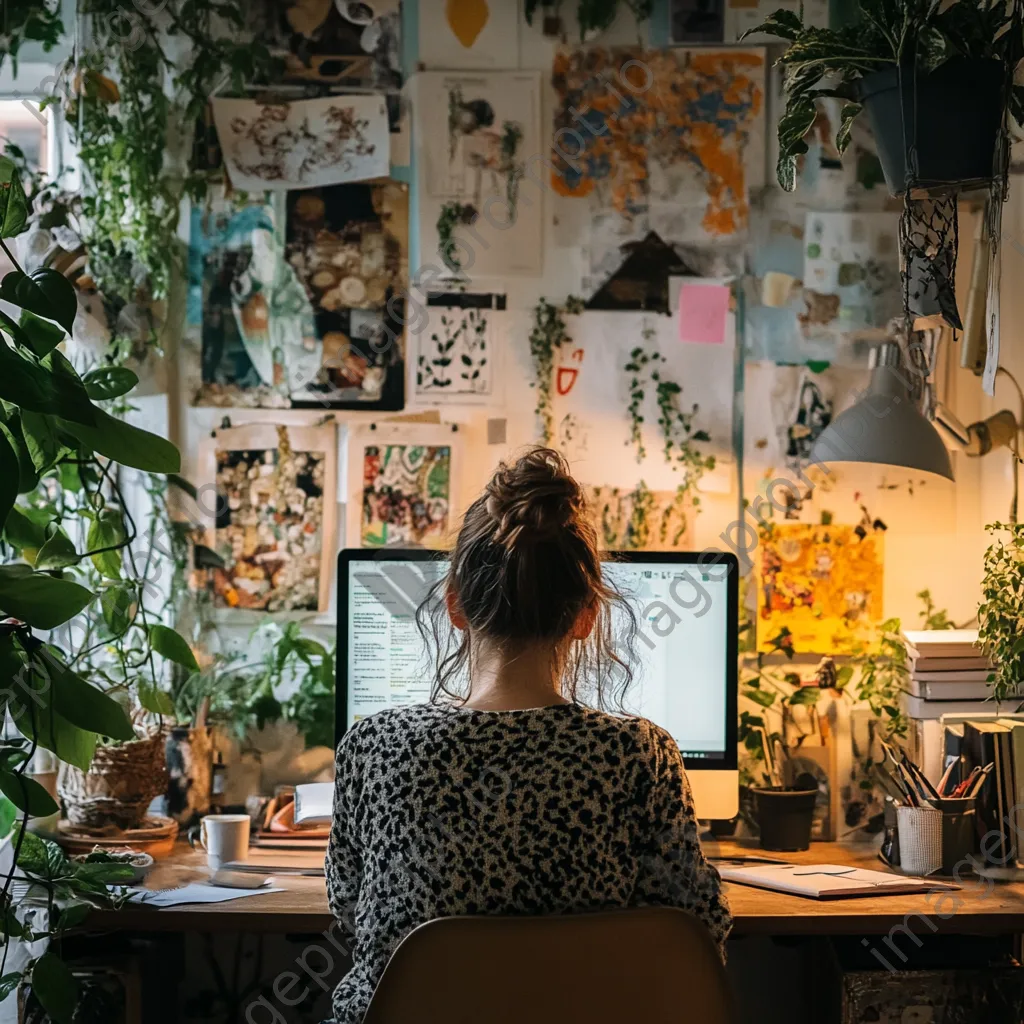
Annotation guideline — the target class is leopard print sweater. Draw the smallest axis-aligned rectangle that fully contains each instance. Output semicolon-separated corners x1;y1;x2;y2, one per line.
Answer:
325;703;732;1023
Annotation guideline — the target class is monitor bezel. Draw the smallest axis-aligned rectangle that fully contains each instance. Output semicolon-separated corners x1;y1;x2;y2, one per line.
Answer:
336;548;738;772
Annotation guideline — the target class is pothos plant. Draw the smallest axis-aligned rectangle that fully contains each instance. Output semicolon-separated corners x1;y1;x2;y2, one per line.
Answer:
977;521;1024;702
0;2;64;75
528;295;584;444
40;1;274;358
0;157;190;1020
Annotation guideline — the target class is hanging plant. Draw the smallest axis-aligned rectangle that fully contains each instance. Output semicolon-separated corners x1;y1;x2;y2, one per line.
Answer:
436;202;479;275
0;3;64;74
528;295;584;444
59;2;275;359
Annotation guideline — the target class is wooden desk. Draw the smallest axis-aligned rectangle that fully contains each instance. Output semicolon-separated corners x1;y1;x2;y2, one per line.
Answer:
83;839;1024;937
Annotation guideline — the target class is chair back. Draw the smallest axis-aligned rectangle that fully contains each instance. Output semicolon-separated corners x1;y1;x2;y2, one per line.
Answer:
363;907;734;1024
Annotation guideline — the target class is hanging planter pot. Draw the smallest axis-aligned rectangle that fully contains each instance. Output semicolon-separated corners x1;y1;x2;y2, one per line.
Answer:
858;58;1005;197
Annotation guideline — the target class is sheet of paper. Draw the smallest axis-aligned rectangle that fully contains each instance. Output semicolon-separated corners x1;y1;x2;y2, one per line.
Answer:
128;883;284;908
678;282;731;345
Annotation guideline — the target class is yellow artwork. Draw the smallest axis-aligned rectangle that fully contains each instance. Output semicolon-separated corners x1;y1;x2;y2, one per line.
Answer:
757;523;884;655
446;0;490;47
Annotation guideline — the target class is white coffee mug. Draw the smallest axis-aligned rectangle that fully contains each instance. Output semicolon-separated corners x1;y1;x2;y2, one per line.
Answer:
198;814;250;872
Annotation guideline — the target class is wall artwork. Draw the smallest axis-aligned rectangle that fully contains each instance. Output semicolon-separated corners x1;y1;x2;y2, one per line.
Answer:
188;185;407;410
418;0;520;69
721;0;828;42
416;71;543;277
801;212;901;339
586;484;692;551
756;522;884;655
198;422;338;614
410;293;503;406
551;48;765;283
346;424;461;549
211;96;390;191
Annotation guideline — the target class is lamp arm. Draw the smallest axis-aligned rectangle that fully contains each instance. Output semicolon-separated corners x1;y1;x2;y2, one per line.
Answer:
931;401;1018;457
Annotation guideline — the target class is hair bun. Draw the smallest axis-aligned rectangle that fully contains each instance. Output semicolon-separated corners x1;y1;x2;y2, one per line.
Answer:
484;448;584;551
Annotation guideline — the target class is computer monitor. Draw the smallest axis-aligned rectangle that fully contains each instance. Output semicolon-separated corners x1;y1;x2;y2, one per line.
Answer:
336;549;738;820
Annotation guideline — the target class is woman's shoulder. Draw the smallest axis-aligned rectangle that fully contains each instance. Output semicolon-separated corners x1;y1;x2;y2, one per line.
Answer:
570;707;677;757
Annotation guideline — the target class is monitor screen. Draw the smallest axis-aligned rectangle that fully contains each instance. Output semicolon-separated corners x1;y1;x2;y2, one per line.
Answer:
339;553;734;763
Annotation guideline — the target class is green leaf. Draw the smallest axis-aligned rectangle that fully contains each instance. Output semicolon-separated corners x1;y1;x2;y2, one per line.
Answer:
835;102;863;155
789;686;821;706
57;407;180;473
83;365;139;401
100;585;133;636
0;769;58;817
743;687;777;708
0;340;93;427
18;310;65;358
34;528;80;571
48;658;134;741
3;504;46;555
0;268;78;335
55;901;93;931
74;862;135;884
0;972;21;1002
137;680;174;716
0;158;29;238
10;695;96;772
31;953;79;1024
0;426;18;530
0;565;92;628
835;665;854;689
149;624;199;672
0;420;40;493
20;411;64;474
87;509;125;580
14;827;48;874
0;795;16;839
739;8;803;41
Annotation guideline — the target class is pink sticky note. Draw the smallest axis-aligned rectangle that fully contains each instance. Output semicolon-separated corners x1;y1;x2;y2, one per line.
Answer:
678;282;730;345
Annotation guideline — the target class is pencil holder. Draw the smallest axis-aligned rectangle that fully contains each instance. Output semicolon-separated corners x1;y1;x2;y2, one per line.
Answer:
933;796;978;875
896;805;943;876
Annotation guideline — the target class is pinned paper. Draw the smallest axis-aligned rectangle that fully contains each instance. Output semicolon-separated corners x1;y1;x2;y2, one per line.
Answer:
678;282;731;345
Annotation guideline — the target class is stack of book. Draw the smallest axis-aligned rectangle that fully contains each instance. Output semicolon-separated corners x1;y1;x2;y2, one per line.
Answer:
251;783;332;851
902;629;994;719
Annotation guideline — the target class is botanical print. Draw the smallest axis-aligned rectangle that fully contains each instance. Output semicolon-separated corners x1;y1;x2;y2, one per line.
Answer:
361;445;452;549
418;0;520;70
413;306;494;404
210;428;327;612
551;48;764;281
802;212;901;337
585;484;691;551
417;72;542;277
212;95;389;191
756;523;884;655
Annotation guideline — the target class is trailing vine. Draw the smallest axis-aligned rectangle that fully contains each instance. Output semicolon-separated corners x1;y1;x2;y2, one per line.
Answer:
528;295;584;444
60;2;274;358
0;3;64;74
436;201;479;274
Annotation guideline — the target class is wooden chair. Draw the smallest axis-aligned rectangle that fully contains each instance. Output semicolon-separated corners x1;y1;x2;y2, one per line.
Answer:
363;907;734;1024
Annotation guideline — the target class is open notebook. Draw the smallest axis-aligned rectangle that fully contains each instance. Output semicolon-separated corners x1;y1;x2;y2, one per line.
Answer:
718;863;960;899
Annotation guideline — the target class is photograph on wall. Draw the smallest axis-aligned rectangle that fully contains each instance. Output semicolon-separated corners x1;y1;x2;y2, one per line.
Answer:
418;0;520;69
416;71;543;277
244;1;402;89
410;292;504;407
756;522;884;655
199;423;338;614
212;95;390;191
284;181;408;409
801;211;901;338
551;47;765;283
346;424;461;549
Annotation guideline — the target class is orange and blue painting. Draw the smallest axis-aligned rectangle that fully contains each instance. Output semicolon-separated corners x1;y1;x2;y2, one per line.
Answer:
550;47;765;241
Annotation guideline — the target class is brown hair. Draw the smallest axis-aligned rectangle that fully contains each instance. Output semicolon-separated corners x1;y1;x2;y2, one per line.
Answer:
416;447;637;710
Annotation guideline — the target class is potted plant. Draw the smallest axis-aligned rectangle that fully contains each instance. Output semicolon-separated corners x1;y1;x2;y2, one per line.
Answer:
977;521;1024;702
749;1;1024;195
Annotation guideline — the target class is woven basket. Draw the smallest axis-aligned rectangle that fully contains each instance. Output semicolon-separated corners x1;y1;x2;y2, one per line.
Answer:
57;731;168;830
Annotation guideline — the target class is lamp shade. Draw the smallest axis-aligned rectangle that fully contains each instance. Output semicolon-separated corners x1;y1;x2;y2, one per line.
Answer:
807;343;954;482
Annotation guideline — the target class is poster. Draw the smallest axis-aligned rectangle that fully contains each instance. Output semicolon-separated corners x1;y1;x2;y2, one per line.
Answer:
802;212;901;337
722;0;828;42
212;96;390;191
198;422;338;613
551;48;765;282
188;187;406;410
586;484;692;551
416;71;543;277
418;0;520;69
410;295;503;406
756;523;884;655
346;424;461;549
